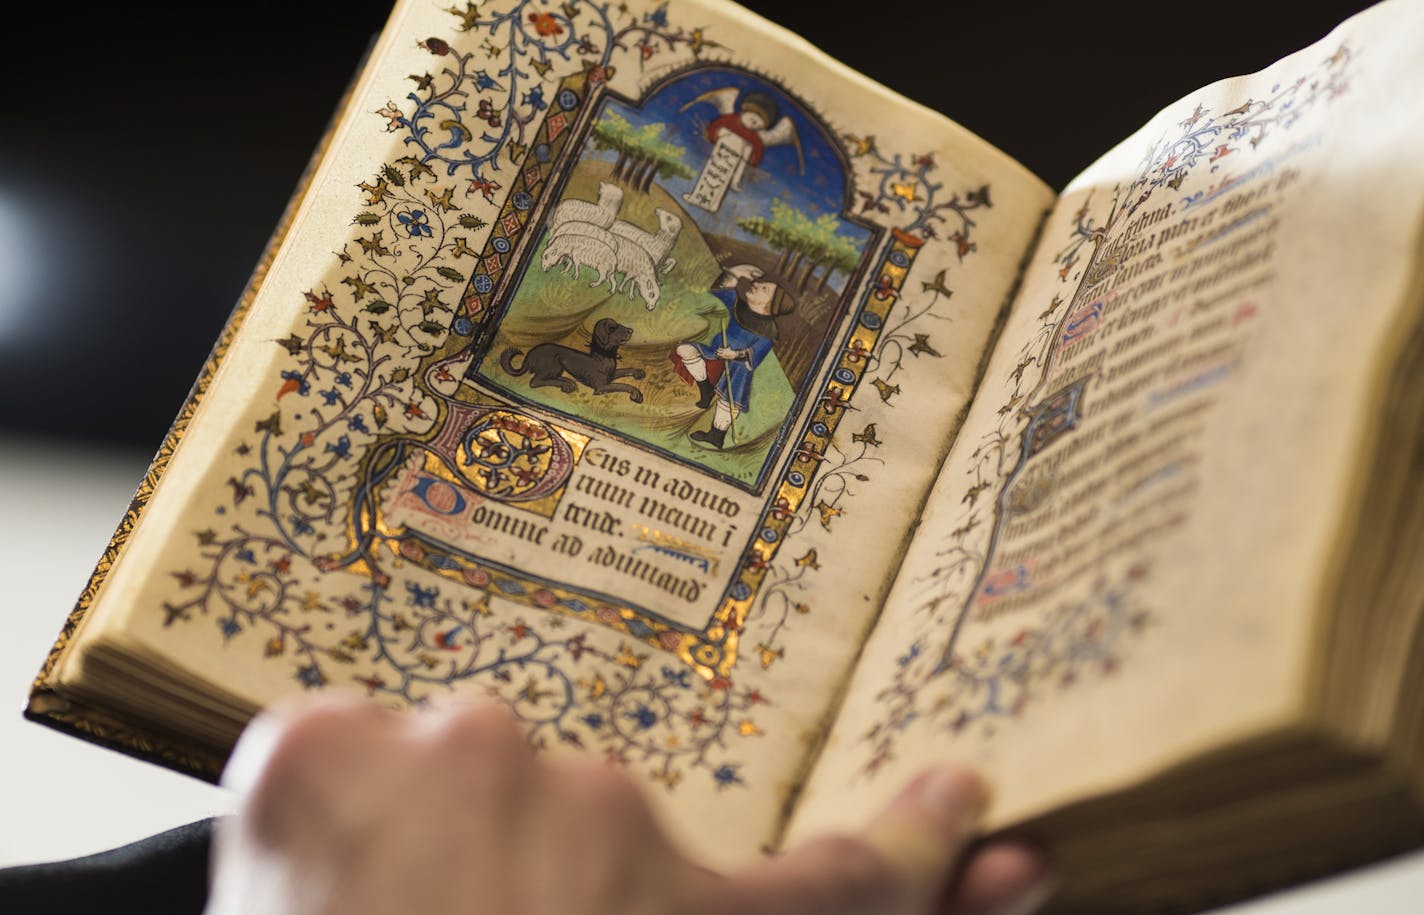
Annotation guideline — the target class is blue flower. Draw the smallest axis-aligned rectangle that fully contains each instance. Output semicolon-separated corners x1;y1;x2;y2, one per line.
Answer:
325;434;352;459
218;618;242;640
347;415;369;433
319;388;341;405
522;85;546;112
407;581;439;608
473;69;504;91
581;713;605;730
625;704;658;731
712;764;743;788
235;548;257;564
399;208;433;237
296;665;327;689
288;515;315;537
660;665;690;688
334;372;354;387
280;369;310;396
645;3;668;27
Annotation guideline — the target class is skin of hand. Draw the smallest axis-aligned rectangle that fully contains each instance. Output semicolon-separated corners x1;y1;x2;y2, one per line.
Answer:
206;696;1053;915
715;346;743;360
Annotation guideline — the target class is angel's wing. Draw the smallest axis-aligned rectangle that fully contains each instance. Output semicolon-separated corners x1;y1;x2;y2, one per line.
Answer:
679;87;739;116
759;116;805;174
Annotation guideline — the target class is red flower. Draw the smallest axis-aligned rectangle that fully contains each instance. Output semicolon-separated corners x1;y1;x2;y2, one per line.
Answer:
528;12;563;36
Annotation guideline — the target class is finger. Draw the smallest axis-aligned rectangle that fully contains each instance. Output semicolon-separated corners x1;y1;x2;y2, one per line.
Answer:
222;693;397;845
524;759;685;910
223;691;403;791
940;841;1054;915
379;701;539;912
728;765;988;915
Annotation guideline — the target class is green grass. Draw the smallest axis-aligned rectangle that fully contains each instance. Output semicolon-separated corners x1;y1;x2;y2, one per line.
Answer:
472;161;794;487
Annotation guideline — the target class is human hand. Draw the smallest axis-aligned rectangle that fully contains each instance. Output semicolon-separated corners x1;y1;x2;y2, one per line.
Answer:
207;696;1053;915
724;263;764;280
715;346;742;360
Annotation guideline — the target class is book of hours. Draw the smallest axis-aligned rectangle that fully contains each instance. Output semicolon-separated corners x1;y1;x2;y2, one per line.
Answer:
28;0;1424;910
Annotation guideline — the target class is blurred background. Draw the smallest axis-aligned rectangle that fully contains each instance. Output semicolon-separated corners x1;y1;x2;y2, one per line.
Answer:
0;0;1384;448
4;0;1422;911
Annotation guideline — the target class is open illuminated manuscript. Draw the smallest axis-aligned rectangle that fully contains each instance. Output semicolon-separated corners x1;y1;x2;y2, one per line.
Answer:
29;0;1424;910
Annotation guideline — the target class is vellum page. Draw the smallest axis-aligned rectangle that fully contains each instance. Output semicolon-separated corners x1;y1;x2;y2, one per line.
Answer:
789;0;1424;842
50;0;1050;865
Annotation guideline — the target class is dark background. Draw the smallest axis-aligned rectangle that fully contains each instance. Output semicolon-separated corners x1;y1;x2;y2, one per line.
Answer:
0;0;1375;450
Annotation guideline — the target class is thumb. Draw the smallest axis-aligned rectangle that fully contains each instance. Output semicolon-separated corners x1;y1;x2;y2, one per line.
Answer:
727;765;988;915
864;765;990;902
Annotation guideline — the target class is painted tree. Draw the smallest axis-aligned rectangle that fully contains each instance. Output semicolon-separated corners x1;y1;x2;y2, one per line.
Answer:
738;200;862;294
591;113;693;192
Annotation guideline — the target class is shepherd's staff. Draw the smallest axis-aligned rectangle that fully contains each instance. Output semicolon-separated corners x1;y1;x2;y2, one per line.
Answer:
717;317;740;446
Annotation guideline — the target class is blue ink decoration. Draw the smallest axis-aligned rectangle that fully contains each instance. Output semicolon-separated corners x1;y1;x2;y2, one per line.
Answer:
626;704;658;730
406;581;439;608
280;370;310;396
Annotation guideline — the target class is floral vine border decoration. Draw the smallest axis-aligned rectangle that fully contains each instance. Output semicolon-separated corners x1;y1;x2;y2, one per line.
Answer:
742;155;991;671
857;44;1355;775
153;0;995;790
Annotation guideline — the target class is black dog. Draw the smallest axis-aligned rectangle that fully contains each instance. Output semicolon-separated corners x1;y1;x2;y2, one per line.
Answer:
500;317;645;402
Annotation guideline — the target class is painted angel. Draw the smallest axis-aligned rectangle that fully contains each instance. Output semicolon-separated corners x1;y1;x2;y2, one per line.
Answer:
680;88;805;213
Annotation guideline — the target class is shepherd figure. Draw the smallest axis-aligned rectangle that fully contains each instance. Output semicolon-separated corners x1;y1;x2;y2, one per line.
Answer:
671;263;797;449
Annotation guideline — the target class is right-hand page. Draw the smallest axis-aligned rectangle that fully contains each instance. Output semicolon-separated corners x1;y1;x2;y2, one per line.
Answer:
789;0;1424;839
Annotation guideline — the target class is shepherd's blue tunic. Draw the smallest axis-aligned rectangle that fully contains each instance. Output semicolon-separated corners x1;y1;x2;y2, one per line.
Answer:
689;288;774;412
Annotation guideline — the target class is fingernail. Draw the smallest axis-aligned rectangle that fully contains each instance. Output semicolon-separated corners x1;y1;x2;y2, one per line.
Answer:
903;766;989;831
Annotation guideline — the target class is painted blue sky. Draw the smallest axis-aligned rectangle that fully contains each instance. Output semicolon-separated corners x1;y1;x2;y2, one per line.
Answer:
584;68;872;291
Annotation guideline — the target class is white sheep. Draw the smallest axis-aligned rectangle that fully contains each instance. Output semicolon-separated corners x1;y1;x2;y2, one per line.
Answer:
548;182;622;234
541;221;618;288
612;235;661;310
610;207;682;277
